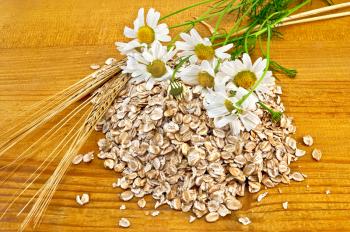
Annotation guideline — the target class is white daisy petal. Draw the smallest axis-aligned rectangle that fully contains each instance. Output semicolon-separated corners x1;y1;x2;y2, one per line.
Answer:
189;55;198;64
214;115;236;128
157;34;171;42
203;38;212;46
181;74;199;85
215;43;233;53
240;111;261;131
115;40;139;55
142;51;154;63
207;106;228;118
230;117;242;135
137;8;145;27
147;8;161;29
145;78;155;90
214;75;231;92
255;58;267;73
190;29;203;44
215;44;233;59
242;53;252;69
235;87;258;110
124;27;136;38
179;32;195;45
175;41;193;51
156;23;169;34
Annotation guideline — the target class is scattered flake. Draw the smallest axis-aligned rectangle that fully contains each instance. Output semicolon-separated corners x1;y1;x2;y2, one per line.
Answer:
72;154;83;165
151;210;160;217
205;212;219;222
83;151;94;163
312;149;322;161
238;217;251;225
291;172;305;182
303;135;314;146
189;215;196;223
282;201;288;209
137;198;146;208
118;218;130;228
257;192;268;202
76;193;89;206
120;191;134;201
278;188;282;194
120;204;126;210
325;189;331;195
90;64;100;70
295;149;306;157
105;57;116;65
144;211;150;216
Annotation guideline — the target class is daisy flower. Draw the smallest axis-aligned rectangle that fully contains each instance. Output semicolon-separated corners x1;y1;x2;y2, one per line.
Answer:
116;8;171;55
122;41;176;90
215;75;258;111
218;53;275;95
203;89;261;135
178;59;220;94
175;29;233;63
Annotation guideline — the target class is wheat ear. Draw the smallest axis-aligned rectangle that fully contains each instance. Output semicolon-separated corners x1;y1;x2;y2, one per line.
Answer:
0;59;125;157
19;73;130;231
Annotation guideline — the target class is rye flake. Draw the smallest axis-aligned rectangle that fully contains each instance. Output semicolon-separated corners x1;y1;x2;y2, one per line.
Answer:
96;81;305;223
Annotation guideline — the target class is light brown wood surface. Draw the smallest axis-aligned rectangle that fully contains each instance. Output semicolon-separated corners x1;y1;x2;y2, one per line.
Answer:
1;0;350;231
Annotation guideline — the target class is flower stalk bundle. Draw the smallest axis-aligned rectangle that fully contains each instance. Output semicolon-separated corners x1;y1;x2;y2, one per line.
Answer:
0;0;349;230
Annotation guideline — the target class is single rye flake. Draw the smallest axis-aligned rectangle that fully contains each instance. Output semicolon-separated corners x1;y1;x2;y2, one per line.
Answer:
76;193;89;206
303;135;313;146
257;192;268;202
282;201;288;209
238;217;251;225
312;148;322;161
119;218;130;228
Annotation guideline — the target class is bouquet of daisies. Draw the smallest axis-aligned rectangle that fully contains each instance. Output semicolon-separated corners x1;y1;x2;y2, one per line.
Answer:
116;8;279;136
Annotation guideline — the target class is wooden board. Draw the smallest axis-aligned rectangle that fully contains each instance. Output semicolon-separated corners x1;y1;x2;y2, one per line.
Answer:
0;0;350;231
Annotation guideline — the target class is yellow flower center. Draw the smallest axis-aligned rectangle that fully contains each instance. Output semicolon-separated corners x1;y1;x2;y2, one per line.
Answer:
233;70;257;89
197;71;214;88
137;26;155;44
194;44;215;60
147;59;166;78
224;99;235;112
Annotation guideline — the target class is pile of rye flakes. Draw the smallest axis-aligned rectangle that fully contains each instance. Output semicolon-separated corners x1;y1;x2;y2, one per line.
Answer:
94;80;307;224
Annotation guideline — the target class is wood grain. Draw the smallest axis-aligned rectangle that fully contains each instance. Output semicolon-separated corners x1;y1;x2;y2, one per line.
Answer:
0;0;350;231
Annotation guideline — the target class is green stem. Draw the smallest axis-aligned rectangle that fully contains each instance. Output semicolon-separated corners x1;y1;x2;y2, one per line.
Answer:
160;0;216;21
223;0;260;45
257;101;274;114
210;0;235;42
215;0;311;46
258;101;282;122
171;56;191;81
169;6;235;29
